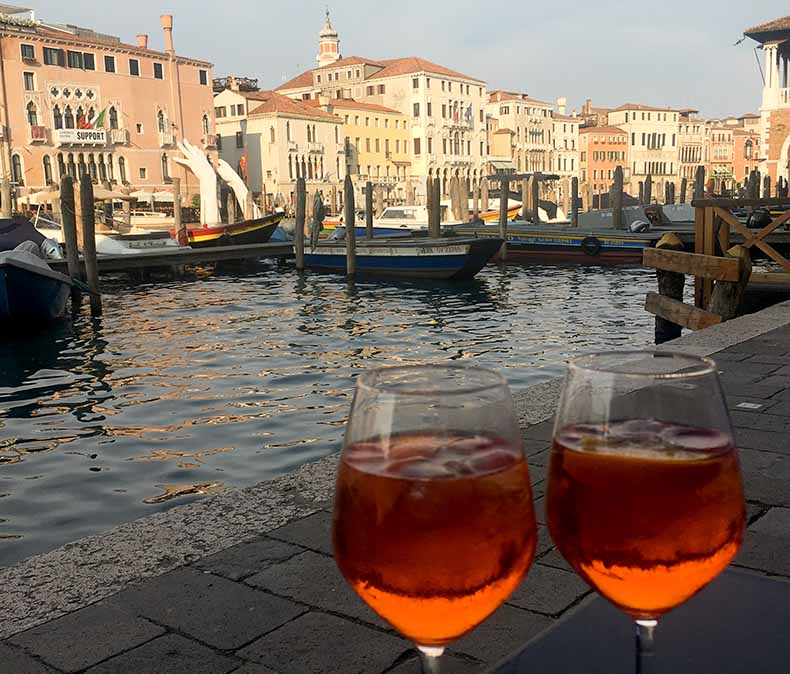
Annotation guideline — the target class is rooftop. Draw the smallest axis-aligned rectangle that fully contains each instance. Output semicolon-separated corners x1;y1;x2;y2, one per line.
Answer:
367;56;483;83
745;14;790;40
307;98;402;114
552;114;581;123
612;103;679;113
247;91;340;121
489;90;552;107
579;126;627;134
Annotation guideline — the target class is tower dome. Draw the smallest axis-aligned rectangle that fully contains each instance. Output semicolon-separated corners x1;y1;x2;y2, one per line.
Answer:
317;9;341;67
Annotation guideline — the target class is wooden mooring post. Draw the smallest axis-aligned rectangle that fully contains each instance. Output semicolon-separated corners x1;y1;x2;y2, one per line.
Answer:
480;177;489;212
499;175;510;261
365;181;374;240
763;175;772;199
429;177;441;238
520;179;529;221
294;177;306;271
531;175;540;223
694;166;705;201
60;176;82;303
78;174;102;316
1;179;11;217
680;178;688;204
472;183;480;223
571;177;579;227
652;232;686;344
172;177;187;246
344;174;356;276
644;174;653;204
612;166;624;229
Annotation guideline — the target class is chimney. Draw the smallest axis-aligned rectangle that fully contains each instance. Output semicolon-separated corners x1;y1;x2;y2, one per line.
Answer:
160;14;175;55
136;34;148;49
556;96;567;116
229;76;240;92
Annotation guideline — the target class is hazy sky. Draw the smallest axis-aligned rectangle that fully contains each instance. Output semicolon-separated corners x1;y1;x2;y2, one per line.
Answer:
28;1;786;118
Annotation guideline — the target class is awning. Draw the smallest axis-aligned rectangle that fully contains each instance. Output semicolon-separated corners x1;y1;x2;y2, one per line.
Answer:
489;160;516;170
712;166;733;177
20;186;133;204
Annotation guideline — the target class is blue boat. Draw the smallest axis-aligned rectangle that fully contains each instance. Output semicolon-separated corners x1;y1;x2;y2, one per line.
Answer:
0;218;71;325
303;236;502;280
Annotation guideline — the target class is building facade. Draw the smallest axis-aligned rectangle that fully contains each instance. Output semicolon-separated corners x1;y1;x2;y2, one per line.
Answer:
579;126;628;203
486;91;553;174
316;98;409;201
708;126;735;193
276;14;488;200
0;7;215;200
733;127;761;188
678;114;708;186
214;87;344;209
745;15;790;184
551;113;580;179
609;103;680;197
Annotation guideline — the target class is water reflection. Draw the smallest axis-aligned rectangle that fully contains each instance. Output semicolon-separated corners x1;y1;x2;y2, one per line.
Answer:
1;262;657;565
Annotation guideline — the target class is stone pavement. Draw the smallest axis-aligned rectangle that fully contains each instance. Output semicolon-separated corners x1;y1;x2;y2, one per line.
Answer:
3;323;790;673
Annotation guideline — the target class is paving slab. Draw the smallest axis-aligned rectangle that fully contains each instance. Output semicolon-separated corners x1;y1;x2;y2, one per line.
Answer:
268;510;334;555
9;604;163;673
246;550;387;629
735;507;790;576
0;642;59;674
506;563;590;616
237;612;407;674
451;605;551;663
106;568;304;650
193;536;302;582
85;634;238;674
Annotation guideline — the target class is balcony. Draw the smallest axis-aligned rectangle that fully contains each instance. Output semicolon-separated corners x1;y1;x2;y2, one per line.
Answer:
287;141;298;152
308;142;324;153
110;128;130;145
158;131;175;147
202;133;217;148
29;125;48;143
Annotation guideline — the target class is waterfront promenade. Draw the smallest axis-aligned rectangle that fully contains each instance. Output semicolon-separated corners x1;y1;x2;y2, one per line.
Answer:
2;301;790;673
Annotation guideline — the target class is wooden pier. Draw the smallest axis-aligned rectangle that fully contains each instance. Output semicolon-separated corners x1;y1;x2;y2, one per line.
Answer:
48;240;293;275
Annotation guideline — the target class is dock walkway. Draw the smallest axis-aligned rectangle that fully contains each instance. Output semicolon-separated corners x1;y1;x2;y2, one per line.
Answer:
2;302;790;673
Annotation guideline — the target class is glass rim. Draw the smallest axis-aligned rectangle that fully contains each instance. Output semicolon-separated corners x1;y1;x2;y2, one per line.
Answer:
568;350;717;380
356;363;508;397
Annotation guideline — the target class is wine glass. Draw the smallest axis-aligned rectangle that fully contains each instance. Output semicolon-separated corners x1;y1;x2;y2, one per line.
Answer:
333;364;537;673
546;351;745;674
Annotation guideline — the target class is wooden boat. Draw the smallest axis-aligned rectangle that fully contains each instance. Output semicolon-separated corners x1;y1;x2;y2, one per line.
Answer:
174;212;284;248
303;237;502;279
448;222;659;264
0;219;71;324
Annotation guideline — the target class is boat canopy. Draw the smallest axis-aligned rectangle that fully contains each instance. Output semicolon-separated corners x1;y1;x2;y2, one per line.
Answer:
0;217;46;251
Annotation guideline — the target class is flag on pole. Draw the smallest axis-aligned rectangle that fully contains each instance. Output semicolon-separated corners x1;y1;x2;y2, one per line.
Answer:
77;114;91;129
91;109;106;129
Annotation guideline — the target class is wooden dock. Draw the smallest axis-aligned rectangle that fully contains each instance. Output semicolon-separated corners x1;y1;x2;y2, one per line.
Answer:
48;241;294;275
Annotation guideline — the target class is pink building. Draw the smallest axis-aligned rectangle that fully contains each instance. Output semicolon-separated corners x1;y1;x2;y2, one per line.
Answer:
0;6;216;201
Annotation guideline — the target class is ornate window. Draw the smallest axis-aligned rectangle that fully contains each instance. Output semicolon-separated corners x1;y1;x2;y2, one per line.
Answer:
11;154;23;185
43;155;53;184
202;114;209;136
64;106;74;129
118;156;127;183
53;105;63;129
26;101;37;126
157;110;166;133
57;153;66;179
162;153;170;180
109;106;118;130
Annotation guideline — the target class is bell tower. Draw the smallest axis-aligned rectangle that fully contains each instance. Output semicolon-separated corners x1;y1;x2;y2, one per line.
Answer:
317;9;341;67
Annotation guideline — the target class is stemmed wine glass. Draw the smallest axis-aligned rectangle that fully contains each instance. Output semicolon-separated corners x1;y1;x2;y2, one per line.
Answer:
333;364;538;673
546;352;745;673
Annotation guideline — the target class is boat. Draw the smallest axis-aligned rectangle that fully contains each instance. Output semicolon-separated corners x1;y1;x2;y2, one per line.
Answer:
303;236;503;279
0;218;71;324
321;202;523;239
449;221;659;264
175;212;284;248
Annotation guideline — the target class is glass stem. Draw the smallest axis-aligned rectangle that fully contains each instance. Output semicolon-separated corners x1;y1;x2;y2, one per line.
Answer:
417;645;444;674
635;619;658;674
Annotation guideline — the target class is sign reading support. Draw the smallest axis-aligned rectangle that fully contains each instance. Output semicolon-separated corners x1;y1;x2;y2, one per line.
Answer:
55;129;107;145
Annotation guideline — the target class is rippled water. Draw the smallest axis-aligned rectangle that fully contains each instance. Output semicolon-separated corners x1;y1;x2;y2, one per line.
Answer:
1;261;657;565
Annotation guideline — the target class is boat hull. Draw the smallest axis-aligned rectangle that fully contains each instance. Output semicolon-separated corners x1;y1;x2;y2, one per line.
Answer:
450;225;655;265
303;237;502;280
178;214;284;248
0;259;71;324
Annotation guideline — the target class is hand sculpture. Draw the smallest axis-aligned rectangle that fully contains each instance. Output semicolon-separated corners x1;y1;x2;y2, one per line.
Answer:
173;139;220;226
217;159;261;220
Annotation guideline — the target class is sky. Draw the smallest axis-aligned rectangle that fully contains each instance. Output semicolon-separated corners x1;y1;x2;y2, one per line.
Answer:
26;1;787;118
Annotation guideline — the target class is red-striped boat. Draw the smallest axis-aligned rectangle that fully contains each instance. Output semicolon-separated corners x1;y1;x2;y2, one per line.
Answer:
170;212;284;248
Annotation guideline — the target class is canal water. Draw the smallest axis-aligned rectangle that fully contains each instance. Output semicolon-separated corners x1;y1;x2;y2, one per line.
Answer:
1;262;657;565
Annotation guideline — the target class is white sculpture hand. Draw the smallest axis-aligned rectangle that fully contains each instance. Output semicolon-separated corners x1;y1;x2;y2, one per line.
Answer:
174;138;220;226
217;159;260;219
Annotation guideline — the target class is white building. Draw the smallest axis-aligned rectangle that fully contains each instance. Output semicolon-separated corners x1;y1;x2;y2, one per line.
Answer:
485;91;553;174
276;13;488;199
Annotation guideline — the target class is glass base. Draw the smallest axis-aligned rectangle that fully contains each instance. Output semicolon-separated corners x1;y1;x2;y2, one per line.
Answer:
417;646;445;658
417;645;445;674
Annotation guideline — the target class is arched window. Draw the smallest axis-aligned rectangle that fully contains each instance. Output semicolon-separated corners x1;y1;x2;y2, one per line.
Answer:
11;154;23;185
118;156;127;183
64;106;74;129
98;154;107;182
157;110;166;132
87;107;95;123
202;114;209;136
306;125;311;143
109;106;118;130
67;153;76;177
88;153;97;181
270;126;275;143
43;155;53;184
334;126;339;143
27;101;37;126
77;153;87;177
53;105;63;130
76;106;85;127
57;153;66;179
745;140;753;160
286;121;291;142
162;153;170;180
107;155;114;181
288;155;293;180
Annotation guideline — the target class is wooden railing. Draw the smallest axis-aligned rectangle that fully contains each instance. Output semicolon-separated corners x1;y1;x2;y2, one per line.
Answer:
641;196;790;342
